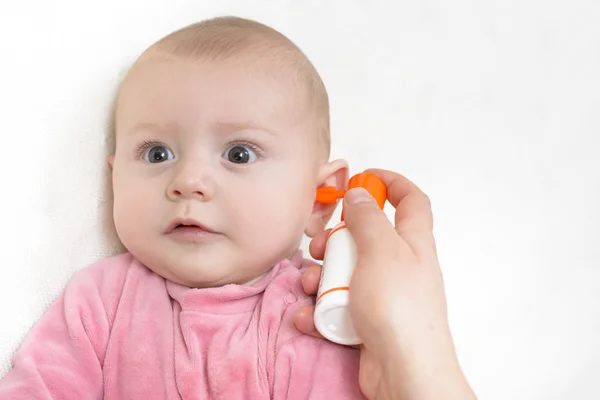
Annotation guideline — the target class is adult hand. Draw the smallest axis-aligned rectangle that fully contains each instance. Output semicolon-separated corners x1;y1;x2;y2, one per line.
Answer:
294;169;476;400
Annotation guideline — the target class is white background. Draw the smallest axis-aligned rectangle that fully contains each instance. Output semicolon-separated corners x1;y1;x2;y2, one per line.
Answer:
1;1;599;399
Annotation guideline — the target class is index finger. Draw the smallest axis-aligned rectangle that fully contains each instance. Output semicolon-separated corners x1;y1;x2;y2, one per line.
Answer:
365;168;435;256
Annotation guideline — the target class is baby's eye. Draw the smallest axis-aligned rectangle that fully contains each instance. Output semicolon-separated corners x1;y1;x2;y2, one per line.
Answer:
143;145;175;163
223;144;259;164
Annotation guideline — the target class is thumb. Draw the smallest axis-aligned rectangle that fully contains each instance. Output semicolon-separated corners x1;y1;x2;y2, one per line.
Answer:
343;188;399;256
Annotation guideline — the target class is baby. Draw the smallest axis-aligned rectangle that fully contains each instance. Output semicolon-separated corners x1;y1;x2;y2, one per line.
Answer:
0;16;365;399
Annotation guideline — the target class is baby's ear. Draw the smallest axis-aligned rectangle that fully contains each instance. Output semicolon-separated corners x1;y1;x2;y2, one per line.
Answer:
107;155;115;169
305;159;349;238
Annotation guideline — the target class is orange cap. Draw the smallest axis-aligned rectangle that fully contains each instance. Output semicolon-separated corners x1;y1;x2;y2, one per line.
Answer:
315;171;387;221
346;172;386;209
341;172;386;221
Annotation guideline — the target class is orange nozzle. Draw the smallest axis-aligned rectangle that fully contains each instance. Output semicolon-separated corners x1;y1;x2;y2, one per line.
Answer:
315;171;387;221
315;186;346;204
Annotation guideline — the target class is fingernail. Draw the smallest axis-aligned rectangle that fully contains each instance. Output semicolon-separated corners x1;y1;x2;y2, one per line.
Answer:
346;187;374;204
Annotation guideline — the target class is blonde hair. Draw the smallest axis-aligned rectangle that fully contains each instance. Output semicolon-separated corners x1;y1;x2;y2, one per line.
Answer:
124;16;330;159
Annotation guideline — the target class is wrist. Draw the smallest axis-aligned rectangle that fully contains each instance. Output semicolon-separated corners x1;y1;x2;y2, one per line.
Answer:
375;325;476;400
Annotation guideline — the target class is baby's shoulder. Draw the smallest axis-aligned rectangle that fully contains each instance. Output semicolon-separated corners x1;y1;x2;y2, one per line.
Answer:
66;252;150;304
264;257;317;310
73;251;138;284
59;252;160;325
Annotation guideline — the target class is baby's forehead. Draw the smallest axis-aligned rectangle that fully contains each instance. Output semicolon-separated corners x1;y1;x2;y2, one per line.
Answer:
118;52;310;120
115;61;318;150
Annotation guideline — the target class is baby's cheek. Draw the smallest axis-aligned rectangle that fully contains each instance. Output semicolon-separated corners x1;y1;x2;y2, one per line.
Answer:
262;202;308;242
113;186;149;240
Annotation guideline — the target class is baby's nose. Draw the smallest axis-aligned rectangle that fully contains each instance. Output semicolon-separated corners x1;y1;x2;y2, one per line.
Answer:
167;164;216;201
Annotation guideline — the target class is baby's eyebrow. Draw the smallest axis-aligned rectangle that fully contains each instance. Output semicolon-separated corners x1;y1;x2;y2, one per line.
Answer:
127;121;182;136
210;120;277;136
125;120;277;136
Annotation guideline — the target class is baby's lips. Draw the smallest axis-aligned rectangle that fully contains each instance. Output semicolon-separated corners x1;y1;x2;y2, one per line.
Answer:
165;217;218;234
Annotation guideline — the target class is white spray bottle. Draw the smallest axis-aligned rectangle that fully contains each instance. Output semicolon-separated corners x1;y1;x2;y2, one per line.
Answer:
313;172;387;345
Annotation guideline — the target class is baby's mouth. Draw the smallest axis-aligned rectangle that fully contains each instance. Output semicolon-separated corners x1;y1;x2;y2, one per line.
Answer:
165;218;219;235
173;225;206;233
165;219;221;243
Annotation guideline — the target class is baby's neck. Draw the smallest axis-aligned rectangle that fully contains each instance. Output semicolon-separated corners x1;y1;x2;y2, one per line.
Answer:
240;271;270;286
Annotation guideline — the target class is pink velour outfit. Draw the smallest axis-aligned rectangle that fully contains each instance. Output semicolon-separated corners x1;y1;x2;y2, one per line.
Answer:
0;252;365;399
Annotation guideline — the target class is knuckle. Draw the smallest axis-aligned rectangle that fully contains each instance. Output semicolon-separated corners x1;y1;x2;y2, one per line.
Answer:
420;193;432;208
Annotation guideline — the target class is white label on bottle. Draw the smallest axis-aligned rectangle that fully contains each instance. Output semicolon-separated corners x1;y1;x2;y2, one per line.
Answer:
316;222;357;304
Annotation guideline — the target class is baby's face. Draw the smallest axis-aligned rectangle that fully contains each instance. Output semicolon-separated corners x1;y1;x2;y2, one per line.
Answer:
111;54;334;287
